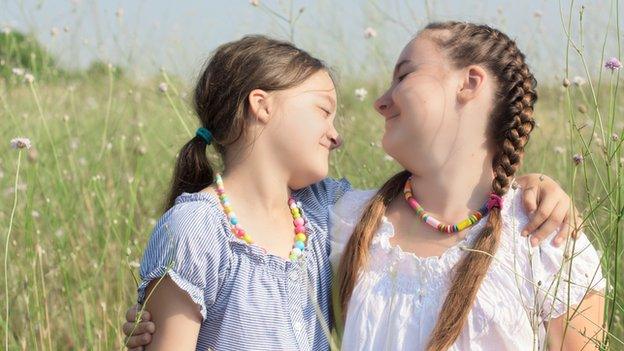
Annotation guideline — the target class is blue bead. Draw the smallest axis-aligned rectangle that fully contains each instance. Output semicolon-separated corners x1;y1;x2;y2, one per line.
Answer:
295;241;305;250
230;217;238;225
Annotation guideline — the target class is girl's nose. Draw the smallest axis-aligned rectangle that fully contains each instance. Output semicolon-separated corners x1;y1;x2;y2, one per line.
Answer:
374;90;394;118
330;134;342;150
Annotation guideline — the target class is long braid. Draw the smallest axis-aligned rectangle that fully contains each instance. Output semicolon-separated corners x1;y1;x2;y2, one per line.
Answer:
423;22;537;350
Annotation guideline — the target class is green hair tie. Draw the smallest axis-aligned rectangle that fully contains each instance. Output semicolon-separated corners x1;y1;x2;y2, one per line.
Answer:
196;127;213;145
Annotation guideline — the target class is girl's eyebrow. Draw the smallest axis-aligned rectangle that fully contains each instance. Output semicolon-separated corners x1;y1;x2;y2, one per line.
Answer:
315;93;336;110
393;59;412;76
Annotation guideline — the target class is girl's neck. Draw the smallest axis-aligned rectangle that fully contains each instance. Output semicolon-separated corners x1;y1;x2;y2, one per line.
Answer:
221;152;292;213
407;155;495;223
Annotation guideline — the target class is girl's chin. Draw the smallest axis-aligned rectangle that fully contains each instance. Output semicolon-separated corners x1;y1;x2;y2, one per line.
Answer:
381;138;409;161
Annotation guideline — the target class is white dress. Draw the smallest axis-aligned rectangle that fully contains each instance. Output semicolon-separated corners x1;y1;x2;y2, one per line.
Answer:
329;185;605;351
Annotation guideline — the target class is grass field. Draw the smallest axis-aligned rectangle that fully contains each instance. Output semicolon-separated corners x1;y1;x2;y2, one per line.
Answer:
1;1;624;350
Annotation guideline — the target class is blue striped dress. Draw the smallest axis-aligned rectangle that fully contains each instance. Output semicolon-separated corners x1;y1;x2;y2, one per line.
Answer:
137;177;351;351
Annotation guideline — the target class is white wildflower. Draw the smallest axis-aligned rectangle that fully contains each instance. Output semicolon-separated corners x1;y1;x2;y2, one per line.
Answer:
69;138;80;150
364;27;377;39
355;87;368;101
10;137;32;150
572;76;586;86
24;73;34;83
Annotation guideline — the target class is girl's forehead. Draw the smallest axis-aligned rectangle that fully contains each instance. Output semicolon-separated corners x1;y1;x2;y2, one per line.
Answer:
398;36;443;63
278;80;337;104
292;71;336;96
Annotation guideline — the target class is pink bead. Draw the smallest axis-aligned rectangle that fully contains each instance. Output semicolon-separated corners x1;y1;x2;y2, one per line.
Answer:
234;224;243;231
407;198;419;209
293;218;305;227
288;198;296;206
426;217;440;228
295;225;305;233
216;188;224;195
236;228;245;237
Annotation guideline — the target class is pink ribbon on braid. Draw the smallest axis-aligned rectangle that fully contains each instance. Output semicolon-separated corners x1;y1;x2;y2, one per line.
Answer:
486;193;503;210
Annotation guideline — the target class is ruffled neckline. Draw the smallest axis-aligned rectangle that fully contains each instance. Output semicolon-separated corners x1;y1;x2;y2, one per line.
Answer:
368;213;488;278
367;186;520;279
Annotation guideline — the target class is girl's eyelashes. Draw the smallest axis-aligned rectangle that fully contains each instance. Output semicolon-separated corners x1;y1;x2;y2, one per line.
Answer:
396;65;419;82
397;71;410;82
319;106;332;117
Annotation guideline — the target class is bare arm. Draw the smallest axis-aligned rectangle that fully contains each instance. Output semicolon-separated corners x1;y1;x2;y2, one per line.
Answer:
142;276;202;351
546;292;605;351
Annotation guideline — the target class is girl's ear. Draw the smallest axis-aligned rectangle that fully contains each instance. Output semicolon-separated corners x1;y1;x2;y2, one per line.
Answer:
248;89;272;124
457;65;487;105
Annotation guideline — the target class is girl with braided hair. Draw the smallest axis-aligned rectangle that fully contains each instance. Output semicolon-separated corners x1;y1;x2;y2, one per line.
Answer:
333;22;605;350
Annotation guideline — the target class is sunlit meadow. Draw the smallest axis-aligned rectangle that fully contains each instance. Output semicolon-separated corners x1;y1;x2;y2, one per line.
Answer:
1;0;624;349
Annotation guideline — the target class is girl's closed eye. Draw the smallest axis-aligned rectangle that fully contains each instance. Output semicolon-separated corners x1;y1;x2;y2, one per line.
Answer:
396;72;410;82
396;64;421;82
319;106;332;117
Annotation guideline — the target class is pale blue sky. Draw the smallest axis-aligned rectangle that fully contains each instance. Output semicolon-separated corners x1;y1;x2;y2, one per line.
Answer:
1;0;620;83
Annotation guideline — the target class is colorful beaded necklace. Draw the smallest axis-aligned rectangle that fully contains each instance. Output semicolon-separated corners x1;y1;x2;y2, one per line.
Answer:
214;173;308;261
403;176;503;233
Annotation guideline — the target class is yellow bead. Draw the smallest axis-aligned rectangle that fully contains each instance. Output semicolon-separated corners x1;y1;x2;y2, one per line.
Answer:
291;208;300;216
224;205;232;214
292;212;301;219
243;234;253;244
457;219;472;230
295;233;306;242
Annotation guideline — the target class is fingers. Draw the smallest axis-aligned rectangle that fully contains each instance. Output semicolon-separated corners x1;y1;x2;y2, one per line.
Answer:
522;190;559;237
521;186;538;217
555;207;583;243
123;321;156;337
553;214;572;247
123;304;154;349
126;304;139;322
125;333;152;349
530;199;568;247
126;304;151;323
